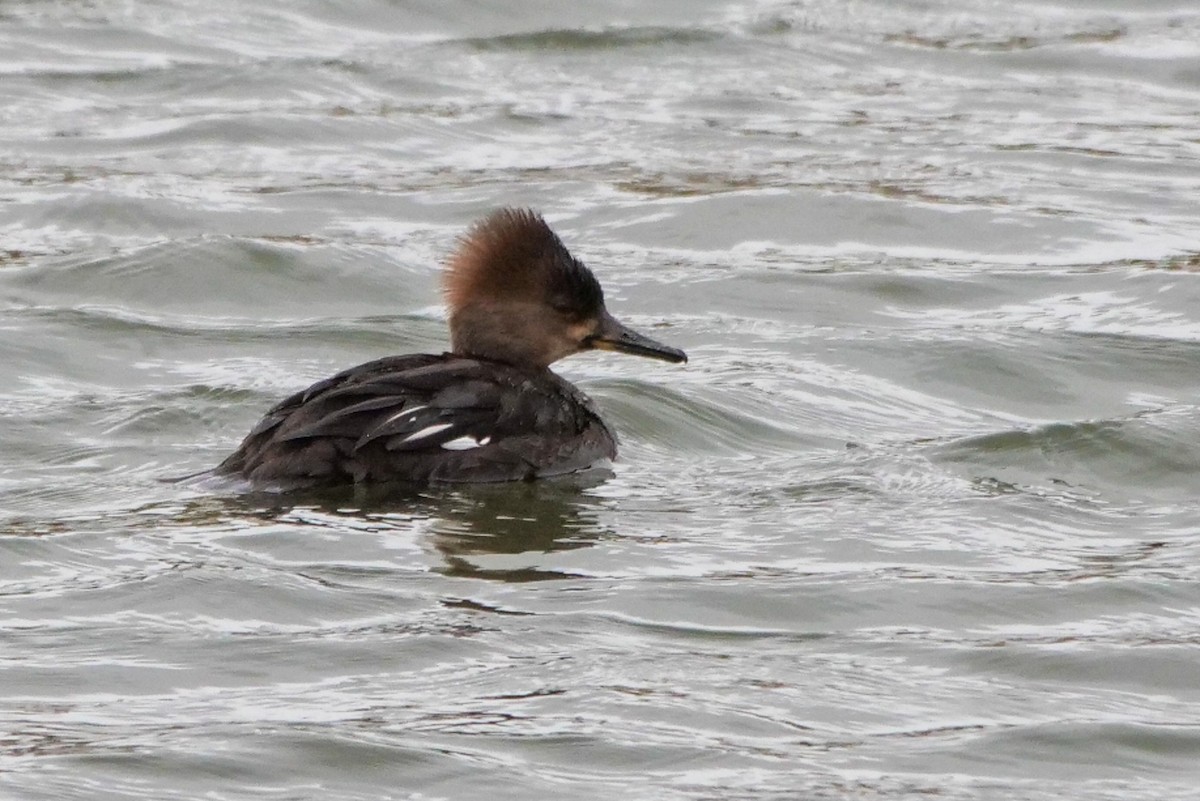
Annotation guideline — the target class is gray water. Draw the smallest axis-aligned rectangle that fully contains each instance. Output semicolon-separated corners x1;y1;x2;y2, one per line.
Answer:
3;1;1200;799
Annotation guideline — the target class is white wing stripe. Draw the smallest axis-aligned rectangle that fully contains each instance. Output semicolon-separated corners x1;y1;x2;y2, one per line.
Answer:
382;404;428;426
440;435;484;451
398;422;454;444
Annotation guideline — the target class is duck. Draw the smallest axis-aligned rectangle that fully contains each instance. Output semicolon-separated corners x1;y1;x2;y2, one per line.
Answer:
212;208;686;487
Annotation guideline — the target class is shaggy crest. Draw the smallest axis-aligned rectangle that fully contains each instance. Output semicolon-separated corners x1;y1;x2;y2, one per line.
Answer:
443;208;603;318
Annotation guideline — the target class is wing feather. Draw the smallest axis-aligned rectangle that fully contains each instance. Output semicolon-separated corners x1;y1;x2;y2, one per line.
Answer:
216;354;614;486
276;395;408;442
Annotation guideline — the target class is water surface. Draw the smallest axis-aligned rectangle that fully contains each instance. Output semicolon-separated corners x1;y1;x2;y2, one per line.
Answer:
2;1;1200;799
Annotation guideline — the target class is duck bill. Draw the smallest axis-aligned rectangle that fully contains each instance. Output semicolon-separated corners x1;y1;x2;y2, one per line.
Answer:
591;312;687;364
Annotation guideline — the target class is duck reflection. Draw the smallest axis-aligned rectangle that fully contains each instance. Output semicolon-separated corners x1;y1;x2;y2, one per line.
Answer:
169;468;613;582
421;472;612;582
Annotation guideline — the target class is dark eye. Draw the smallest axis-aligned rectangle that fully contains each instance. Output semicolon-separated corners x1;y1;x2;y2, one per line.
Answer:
549;296;577;316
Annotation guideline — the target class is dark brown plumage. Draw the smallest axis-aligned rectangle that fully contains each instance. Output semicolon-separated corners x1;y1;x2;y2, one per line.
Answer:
214;354;615;486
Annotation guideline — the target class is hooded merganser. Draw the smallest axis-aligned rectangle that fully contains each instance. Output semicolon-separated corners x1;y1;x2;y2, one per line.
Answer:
214;208;687;487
